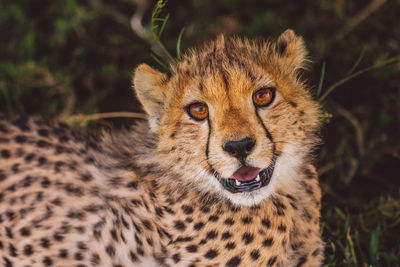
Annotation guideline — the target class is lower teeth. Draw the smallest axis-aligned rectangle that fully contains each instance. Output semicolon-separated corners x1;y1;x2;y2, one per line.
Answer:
235;180;241;186
255;174;260;181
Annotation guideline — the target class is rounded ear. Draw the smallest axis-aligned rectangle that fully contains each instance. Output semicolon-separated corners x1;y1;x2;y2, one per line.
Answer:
274;29;308;73
133;64;168;132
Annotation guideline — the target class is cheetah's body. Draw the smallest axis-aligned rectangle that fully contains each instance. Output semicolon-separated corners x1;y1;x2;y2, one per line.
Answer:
0;30;324;267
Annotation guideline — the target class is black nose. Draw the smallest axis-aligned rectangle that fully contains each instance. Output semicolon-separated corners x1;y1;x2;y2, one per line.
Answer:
223;137;256;161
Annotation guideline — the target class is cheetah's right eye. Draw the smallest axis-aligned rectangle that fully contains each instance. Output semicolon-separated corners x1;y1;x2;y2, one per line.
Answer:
186;103;209;121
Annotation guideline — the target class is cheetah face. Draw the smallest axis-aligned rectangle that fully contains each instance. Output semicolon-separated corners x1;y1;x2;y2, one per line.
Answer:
134;30;321;206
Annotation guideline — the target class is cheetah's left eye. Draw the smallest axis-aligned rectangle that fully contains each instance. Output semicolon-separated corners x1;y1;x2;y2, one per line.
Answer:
186;102;209;121
252;87;276;107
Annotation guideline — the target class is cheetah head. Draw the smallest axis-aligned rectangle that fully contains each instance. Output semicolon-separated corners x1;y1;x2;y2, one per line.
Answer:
133;30;321;206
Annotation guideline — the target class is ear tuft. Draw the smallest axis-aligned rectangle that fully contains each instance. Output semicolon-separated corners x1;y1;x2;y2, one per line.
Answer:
275;29;308;72
133;64;168;132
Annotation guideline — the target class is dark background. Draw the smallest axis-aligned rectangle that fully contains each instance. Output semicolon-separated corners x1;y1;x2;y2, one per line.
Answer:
1;0;399;265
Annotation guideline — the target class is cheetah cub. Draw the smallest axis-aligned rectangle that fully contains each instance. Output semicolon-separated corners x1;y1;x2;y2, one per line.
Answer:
0;29;324;266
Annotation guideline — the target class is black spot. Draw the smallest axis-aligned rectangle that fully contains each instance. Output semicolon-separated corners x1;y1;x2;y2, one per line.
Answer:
23;244;33;256
250;249;260;260
6;227;13;238
20;227;30;236
242;217;252;224
172;253;181;263
225;242;236;250
224;218;235;225
137;246;144;256
53;233;64;241
174;220;186;231
302;208;313;221
131;199;142;206
221;231;232;240
209;215;219;221
263;238;274;247
91;253;100;265
38;129;50;137
155;207;164;217
4;257;13;267
37;156;47;165
262;218;271;228
126;181;138;189
273;198;287;216
186;245;198;253
24;153;35;162
134;234;143;246
110;229;118;241
289;101;297;107
1;149;10;158
206;230;217;239
130;251;138;262
204;249;218;259
0;171;5;182
77;241;87;250
312;248;320;256
163;206;175;214
40;238;51;248
278;224;287;232
267;256;277;266
9;243;17;257
200;206;210;213
226;256;241;267
182;205;193;214
37;140;51;148
242;233;254;244
6;211;15;220
15;135;27;143
296;256;307;267
43;256;53;266
75;252;84;260
106;245;115;256
58;249;68;258
193;222;204;230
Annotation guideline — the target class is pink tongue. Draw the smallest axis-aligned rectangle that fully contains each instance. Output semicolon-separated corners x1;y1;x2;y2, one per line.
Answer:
232;166;261;181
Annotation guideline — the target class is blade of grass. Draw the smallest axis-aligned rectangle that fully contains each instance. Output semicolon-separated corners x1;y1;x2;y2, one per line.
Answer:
158;13;170;37
1;81;14;114
348;47;366;75
151;53;169;70
346;226;358;265
317;61;326;98
319;56;400;102
369;227;380;264
176;27;185;60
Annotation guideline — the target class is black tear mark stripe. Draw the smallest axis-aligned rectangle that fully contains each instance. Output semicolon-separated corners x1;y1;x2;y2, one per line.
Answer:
205;117;212;160
255;108;274;147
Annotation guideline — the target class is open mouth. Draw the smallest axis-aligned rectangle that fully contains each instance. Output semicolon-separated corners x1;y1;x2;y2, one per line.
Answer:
213;155;277;193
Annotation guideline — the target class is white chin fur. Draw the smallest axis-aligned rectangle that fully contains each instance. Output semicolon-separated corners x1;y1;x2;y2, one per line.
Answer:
204;143;305;207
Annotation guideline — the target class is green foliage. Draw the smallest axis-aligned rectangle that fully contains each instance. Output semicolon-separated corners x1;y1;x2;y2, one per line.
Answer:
150;0;185;68
1;0;399;266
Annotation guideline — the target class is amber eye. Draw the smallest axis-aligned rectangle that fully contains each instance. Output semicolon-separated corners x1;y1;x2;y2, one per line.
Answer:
187;103;209;121
252;87;275;107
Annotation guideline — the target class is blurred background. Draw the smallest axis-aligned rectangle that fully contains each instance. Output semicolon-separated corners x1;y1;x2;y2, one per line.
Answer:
1;0;399;265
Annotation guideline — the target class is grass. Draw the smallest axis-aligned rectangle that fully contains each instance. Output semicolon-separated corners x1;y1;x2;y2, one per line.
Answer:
1;0;399;265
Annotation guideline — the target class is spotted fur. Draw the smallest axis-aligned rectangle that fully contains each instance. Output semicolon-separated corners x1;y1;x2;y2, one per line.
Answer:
0;30;324;266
